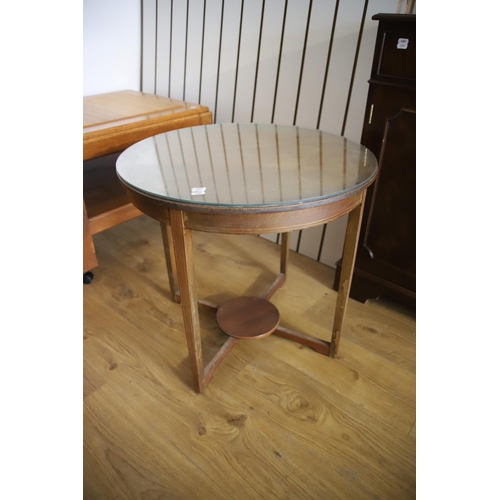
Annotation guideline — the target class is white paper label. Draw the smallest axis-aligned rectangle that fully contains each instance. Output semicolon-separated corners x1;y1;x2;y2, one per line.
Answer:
191;187;206;196
397;38;409;49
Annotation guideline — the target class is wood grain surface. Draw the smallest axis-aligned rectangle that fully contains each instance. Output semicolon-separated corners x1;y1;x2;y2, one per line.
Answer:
84;215;416;499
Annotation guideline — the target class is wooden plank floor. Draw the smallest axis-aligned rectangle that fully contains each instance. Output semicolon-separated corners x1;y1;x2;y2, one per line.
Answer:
84;215;416;500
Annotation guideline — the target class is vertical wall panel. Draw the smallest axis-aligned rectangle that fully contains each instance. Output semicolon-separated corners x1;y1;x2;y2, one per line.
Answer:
199;0;223;116
141;0;157;94
184;0;205;104
288;231;300;251
213;0;243;123
169;0;189;99
271;0;311;126
293;0;337;130
155;0;172;96
299;225;325;260
251;0;286;124
232;0;265;123
317;0;366;135
143;0;400;269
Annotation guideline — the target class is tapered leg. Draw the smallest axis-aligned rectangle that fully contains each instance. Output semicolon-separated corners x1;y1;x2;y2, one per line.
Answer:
330;192;366;357
169;209;204;393
160;222;179;302
280;232;290;275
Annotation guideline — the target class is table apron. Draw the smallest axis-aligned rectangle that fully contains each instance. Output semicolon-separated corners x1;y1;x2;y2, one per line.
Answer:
183;196;361;234
123;186;363;235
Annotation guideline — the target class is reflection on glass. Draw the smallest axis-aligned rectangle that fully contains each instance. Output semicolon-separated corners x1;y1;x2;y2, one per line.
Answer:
116;123;377;207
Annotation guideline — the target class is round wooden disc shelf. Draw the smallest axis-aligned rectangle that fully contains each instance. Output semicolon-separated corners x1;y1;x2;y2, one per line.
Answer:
216;296;280;340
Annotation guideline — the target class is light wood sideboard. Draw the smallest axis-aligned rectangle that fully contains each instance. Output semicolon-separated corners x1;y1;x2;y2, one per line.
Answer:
83;90;212;276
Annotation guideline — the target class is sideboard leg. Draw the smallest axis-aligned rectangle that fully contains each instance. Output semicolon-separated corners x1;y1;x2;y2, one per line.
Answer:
330;192;366;357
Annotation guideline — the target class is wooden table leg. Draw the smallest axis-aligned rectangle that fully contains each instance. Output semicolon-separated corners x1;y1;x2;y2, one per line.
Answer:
160;221;180;302
329;192;366;357
280;232;290;275
169;209;205;393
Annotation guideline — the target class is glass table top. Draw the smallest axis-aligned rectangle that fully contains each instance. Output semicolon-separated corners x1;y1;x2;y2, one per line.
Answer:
116;123;377;208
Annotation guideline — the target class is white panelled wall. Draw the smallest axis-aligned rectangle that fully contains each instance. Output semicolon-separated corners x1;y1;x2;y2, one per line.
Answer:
141;0;400;269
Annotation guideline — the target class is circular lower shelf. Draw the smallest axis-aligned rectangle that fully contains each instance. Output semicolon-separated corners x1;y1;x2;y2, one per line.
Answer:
216;296;280;340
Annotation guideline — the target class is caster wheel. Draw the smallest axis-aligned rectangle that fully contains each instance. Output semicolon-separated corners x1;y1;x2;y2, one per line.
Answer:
83;271;94;284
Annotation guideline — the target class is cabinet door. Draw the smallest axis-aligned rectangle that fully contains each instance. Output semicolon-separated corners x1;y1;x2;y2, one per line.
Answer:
357;84;416;295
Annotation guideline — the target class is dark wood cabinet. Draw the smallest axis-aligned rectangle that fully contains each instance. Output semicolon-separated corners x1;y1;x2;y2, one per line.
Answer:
334;14;416;307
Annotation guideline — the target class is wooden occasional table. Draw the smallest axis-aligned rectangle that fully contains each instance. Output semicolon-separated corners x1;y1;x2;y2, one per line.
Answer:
83;90;212;276
116;123;378;393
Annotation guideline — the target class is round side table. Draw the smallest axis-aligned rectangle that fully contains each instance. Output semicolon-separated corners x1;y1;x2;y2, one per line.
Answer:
117;123;377;393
